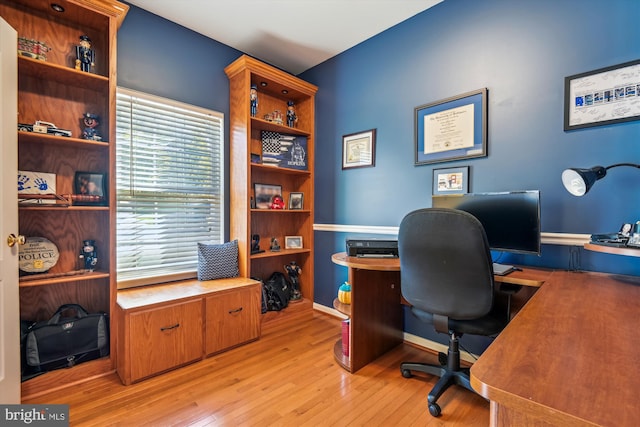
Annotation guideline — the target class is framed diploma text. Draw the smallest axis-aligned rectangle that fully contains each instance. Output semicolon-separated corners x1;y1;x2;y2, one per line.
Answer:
414;88;487;166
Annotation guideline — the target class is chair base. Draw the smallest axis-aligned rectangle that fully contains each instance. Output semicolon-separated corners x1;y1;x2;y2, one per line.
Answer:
400;333;476;417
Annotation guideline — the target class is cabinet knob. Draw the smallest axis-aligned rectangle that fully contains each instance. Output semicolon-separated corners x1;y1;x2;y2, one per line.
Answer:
228;307;243;314
160;323;180;331
7;234;26;248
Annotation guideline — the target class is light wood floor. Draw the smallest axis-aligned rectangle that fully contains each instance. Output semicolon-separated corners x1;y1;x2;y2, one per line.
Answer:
23;309;489;426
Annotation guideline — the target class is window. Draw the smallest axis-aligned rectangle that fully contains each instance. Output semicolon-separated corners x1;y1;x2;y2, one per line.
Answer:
116;88;224;288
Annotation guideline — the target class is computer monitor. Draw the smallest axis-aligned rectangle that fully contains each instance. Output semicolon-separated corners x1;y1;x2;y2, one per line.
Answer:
432;190;541;255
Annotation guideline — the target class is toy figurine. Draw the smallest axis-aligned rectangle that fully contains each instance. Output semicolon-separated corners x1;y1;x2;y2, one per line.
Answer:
250;84;258;117
270;194;285;209
284;261;302;300
79;239;97;271
270;237;281;252
251;234;265;254
82;113;101;141
286;101;297;127
75;35;95;73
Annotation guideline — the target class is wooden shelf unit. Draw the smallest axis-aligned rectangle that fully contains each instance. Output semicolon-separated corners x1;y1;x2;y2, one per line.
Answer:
1;0;128;398
225;55;318;306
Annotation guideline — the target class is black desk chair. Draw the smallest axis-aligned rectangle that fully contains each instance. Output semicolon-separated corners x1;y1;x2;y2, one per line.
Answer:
398;208;511;417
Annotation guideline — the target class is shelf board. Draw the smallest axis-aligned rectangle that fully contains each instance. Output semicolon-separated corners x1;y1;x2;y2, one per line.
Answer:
18;55;109;91
251;117;311;136
251;163;310;175
18;130;110;147
333;339;351;372
19;271;110;287
251;248;311;259
333;298;352;317
251;209;311;214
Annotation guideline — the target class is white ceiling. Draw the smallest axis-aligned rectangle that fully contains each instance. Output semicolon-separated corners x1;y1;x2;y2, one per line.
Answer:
126;0;444;74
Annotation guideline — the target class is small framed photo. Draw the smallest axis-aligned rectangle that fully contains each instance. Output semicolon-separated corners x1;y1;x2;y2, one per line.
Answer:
254;183;282;209
289;192;304;210
73;171;107;205
285;236;303;249
342;128;376;169
620;223;634;237
433;166;469;195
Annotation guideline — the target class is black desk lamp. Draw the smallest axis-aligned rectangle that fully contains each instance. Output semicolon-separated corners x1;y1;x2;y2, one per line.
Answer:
561;163;640;196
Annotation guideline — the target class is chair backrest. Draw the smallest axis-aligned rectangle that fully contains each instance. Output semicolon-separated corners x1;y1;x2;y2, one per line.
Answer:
398;208;495;320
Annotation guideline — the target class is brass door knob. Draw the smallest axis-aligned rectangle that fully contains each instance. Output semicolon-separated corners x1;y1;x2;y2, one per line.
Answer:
7;234;26;247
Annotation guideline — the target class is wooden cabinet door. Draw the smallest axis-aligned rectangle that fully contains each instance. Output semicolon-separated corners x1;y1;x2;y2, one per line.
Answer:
205;286;260;355
129;300;203;382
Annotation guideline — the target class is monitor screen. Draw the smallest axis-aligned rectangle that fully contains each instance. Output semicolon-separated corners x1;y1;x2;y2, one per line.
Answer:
432;190;541;255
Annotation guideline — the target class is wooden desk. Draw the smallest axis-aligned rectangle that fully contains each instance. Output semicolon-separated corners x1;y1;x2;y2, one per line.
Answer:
330;252;550;373
470;270;640;426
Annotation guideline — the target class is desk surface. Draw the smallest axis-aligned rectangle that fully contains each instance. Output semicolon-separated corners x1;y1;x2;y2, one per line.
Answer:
331;252;550;287
470;270;640;426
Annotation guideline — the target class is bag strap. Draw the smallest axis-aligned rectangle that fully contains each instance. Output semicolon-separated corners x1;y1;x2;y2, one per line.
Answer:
48;304;89;324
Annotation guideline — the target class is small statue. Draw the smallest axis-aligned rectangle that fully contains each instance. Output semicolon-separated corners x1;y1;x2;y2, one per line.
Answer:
270;237;280;252
284;261;302;300
270;194;285;209
79;239;97;271
82;113;101;141
286;101;297;127
75;35;95;73
250;84;258;117
251;234;264;254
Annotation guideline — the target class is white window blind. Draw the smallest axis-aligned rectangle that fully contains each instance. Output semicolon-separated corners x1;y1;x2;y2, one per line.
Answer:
116;88;224;288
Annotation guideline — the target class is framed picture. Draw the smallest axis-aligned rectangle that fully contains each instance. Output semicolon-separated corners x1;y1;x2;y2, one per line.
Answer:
73;171;106;205
289;192;304;210
432;166;469;195
564;59;640;130
342;128;376;169
415;88;487;166
254;183;282;209
285;236;303;249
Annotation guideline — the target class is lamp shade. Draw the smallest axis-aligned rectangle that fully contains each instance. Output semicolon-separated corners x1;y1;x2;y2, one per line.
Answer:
561;163;640;196
561;166;606;196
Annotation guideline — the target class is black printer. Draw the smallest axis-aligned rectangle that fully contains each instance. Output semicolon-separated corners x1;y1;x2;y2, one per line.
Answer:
346;239;398;258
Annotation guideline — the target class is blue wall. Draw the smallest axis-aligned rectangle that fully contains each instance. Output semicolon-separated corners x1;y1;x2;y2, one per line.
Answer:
118;1;640;354
301;0;640;309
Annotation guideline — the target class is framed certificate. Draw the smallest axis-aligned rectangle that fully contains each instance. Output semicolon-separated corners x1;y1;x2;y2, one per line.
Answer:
415;88;487;165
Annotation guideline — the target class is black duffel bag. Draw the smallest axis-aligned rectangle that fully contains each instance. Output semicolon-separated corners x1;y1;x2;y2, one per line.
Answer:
25;304;109;373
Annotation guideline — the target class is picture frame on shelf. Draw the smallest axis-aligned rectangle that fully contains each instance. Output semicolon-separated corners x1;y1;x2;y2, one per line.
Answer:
415;88;487;165
254;183;282;209
289;192;304;210
564;59;640;130
73;171;107;205
285;236;303;249
432;166;469;195
342;129;376;169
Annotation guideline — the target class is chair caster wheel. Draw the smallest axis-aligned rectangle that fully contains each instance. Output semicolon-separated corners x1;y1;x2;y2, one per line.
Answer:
401;369;413;378
428;402;441;417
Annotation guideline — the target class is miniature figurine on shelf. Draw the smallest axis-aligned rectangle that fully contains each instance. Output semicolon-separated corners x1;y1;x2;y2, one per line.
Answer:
284;261;302;301
270;237;281;252
286;101;298;127
79;239;97;271
251;234;265;254
82;113;101;141
75;35;95;73
270;194;285;209
250;84;258;117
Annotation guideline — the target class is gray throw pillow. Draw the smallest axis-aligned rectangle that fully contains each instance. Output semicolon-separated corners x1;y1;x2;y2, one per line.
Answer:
197;240;239;280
